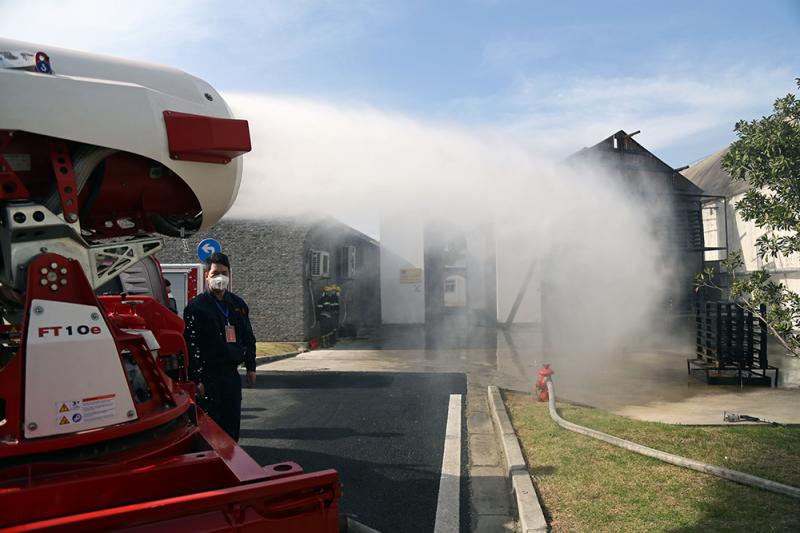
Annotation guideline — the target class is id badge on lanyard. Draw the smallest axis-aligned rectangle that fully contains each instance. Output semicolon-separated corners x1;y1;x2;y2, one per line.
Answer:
215;299;237;344
225;324;237;343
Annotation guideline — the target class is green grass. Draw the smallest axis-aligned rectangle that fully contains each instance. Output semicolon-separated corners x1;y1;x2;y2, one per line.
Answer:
504;391;800;532
255;341;303;358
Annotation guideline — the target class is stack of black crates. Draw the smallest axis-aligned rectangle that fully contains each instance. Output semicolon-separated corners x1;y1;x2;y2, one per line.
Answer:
691;301;778;386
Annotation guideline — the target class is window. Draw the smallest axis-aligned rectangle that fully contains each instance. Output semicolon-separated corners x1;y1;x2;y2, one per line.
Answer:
444;279;456;293
341;245;356;279
321;253;330;278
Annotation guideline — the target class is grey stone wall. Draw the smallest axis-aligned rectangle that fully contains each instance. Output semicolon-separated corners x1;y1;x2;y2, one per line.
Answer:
158;218;308;340
157;216;381;341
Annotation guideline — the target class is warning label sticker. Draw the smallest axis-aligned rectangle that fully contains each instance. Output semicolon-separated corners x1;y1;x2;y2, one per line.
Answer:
54;394;117;426
82;394;116;422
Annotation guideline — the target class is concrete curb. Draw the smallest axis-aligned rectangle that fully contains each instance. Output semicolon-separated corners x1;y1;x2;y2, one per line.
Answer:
254;351;300;366
487;385;549;533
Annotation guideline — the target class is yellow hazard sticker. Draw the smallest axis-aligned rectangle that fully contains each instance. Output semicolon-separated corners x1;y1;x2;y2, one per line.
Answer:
53;396;114;428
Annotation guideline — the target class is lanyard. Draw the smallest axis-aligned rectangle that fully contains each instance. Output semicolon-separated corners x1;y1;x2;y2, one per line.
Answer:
213;298;230;324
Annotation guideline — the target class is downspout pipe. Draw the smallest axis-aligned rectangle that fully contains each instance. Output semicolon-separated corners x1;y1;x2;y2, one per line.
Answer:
545;379;800;499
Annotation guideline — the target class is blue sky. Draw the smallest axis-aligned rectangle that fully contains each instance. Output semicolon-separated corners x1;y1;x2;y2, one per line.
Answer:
2;1;798;235
2;1;797;164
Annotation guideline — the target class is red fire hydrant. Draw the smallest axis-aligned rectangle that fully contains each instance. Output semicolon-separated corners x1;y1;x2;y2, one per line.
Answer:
534;364;554;402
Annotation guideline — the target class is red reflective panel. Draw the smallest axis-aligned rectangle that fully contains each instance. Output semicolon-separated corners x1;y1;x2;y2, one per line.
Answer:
163;111;251;164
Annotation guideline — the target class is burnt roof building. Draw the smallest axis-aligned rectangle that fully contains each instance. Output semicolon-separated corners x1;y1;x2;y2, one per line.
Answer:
567;130;709;313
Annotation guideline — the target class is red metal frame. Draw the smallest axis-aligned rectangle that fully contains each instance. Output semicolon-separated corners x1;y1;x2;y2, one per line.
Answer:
48;141;80;222
188;266;200;300
100;294;190;368
1;410;340;531
4;468;340;532
0;342;22;445
0;254;342;531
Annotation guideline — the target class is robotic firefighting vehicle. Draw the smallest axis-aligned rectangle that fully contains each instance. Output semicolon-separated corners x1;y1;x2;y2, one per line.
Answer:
0;38;344;531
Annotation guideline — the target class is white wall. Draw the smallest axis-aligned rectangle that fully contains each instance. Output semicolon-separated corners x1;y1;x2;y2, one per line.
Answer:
380;215;425;324
711;191;800;295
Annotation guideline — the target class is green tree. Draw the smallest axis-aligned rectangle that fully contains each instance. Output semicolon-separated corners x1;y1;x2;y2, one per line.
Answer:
695;78;800;356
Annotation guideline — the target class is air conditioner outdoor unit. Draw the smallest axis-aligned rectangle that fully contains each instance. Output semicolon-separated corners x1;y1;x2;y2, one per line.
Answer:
310;250;330;278
341;245;356;279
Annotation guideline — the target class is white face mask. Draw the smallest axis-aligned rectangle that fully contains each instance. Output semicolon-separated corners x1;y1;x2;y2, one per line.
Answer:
208;274;229;291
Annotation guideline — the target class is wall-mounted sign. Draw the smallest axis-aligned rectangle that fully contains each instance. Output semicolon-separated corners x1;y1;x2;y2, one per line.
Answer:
399;268;422;284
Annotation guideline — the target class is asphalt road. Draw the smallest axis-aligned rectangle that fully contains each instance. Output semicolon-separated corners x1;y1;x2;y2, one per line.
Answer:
239;371;467;533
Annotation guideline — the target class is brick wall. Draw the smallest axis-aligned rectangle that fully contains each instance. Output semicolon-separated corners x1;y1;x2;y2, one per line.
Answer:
157;217;381;341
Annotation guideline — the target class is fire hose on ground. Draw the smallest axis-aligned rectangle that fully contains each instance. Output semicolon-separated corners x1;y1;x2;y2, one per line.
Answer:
543;377;800;499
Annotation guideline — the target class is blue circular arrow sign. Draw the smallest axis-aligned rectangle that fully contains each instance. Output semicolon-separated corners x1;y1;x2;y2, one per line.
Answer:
197;238;222;261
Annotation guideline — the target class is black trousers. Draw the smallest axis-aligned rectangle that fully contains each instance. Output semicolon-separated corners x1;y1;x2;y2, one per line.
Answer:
320;316;339;344
200;366;243;441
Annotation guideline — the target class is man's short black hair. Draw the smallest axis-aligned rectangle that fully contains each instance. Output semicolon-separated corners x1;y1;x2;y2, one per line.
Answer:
205;252;230;271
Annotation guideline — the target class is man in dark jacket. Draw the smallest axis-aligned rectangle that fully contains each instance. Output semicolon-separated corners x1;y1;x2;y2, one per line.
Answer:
183;252;256;441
